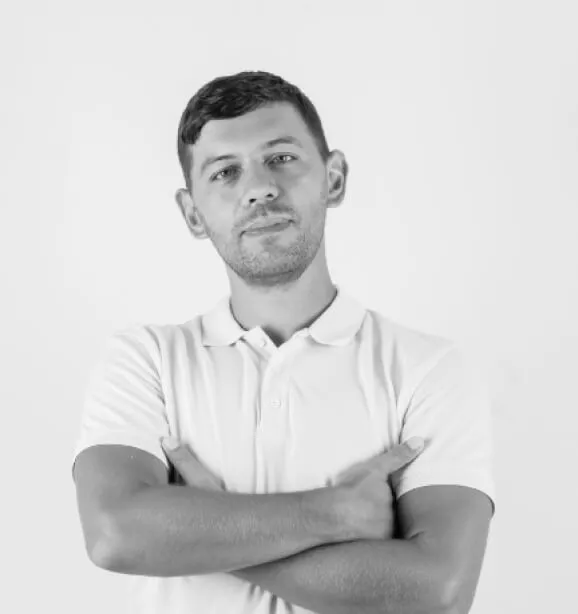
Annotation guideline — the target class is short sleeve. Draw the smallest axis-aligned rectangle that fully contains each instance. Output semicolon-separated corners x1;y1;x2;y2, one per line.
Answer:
71;326;170;478
391;345;496;516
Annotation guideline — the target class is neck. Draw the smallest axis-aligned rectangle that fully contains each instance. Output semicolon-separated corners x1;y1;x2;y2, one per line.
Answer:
227;251;337;347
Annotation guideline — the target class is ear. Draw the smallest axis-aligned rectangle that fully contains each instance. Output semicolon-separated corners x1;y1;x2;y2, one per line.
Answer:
325;149;348;209
175;188;209;240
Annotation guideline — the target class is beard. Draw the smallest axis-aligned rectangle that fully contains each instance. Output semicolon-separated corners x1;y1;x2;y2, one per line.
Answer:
205;212;327;289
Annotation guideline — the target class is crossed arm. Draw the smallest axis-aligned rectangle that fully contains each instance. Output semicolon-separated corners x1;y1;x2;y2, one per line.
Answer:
228;485;492;614
74;444;493;614
161;440;492;614
231;536;447;614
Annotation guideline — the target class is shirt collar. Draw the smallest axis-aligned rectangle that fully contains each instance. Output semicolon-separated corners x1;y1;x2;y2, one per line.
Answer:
200;284;367;347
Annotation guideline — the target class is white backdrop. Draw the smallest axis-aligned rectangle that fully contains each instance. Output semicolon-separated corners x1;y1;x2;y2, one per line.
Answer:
2;1;577;612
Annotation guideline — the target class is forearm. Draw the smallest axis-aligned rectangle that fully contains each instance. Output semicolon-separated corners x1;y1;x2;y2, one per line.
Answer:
98;484;343;576
232;538;450;614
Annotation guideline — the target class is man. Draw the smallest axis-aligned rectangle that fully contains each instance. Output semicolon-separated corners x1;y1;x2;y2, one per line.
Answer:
72;70;495;614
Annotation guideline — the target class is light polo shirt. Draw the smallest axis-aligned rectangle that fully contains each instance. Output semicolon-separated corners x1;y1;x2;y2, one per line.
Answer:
72;284;496;614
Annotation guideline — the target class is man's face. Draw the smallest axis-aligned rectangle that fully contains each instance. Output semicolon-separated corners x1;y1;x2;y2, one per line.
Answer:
178;102;344;288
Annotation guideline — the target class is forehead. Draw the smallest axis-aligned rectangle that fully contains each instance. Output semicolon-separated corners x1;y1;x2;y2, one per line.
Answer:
192;102;314;165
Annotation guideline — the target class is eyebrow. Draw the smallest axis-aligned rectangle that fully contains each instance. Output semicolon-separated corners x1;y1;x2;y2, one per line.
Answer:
199;136;304;176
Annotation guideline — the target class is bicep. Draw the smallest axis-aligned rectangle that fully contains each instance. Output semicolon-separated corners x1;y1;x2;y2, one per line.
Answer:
73;444;169;558
396;484;493;610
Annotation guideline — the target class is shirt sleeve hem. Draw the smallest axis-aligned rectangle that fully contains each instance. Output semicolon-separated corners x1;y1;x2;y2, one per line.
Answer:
396;474;496;516
71;433;170;478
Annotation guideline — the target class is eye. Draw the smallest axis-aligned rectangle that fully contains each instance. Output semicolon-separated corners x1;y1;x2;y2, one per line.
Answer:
210;155;296;183
271;154;296;164
211;166;239;182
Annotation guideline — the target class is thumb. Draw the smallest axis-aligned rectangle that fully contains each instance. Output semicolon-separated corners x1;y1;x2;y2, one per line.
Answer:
404;436;425;452
381;436;425;475
161;436;195;463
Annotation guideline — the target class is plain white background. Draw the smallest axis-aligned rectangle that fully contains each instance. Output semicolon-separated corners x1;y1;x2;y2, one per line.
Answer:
1;1;577;612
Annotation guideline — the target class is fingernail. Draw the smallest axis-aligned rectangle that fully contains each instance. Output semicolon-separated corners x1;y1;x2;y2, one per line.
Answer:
406;436;424;451
162;436;179;450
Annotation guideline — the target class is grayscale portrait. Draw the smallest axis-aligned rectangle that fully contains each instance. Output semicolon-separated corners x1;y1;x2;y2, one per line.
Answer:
4;3;575;614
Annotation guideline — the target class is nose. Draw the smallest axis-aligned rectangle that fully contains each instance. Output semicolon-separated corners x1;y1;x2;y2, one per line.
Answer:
242;165;280;208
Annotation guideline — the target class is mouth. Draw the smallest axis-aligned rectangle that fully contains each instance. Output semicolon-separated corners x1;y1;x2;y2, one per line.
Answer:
243;220;293;236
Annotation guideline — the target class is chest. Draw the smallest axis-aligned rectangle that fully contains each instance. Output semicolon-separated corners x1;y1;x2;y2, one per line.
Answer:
162;343;401;493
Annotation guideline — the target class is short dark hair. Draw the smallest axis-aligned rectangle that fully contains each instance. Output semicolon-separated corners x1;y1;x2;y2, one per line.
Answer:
177;70;331;189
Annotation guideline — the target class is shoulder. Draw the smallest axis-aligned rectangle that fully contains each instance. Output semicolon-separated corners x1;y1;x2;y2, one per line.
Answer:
363;308;461;390
104;316;205;362
366;308;455;362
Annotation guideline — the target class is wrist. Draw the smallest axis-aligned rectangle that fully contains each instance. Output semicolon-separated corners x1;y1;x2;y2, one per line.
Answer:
300;486;352;544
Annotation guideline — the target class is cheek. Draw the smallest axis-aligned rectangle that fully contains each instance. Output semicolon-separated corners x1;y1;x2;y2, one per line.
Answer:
195;198;226;229
301;170;327;198
210;213;241;244
283;174;323;208
288;169;316;190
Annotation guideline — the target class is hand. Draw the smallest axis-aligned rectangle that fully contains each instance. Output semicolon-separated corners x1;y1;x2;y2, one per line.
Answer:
332;437;425;541
160;434;425;542
161;437;225;492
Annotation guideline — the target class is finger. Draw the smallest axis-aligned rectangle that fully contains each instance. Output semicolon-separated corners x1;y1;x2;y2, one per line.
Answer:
161;437;224;489
340;437;422;477
334;457;374;483
380;437;425;475
161;436;197;465
161;437;205;481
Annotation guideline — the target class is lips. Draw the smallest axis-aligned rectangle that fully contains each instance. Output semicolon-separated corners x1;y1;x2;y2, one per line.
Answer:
243;218;292;233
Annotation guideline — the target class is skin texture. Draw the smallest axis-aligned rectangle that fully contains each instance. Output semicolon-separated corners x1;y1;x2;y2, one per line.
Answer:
174;101;349;346
161;437;426;540
75;445;349;577
160;438;459;614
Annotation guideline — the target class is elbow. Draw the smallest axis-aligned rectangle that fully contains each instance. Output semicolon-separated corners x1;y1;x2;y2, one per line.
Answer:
437;573;471;614
374;570;458;614
89;537;118;571
86;513;126;572
405;561;460;614
437;587;459;614
427;579;459;614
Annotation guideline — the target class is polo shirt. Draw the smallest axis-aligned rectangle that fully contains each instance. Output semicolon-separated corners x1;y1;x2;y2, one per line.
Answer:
72;284;496;614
